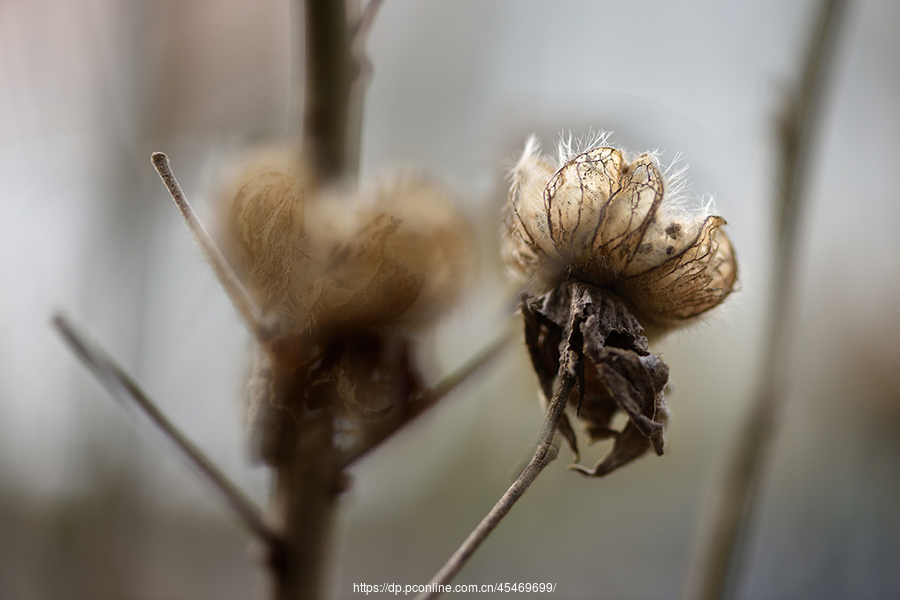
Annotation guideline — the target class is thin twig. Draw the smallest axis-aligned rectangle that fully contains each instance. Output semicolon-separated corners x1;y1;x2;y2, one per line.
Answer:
422;326;516;414
150;152;270;346
52;312;276;544
687;1;848;598
339;324;517;469
413;370;576;600
352;0;385;43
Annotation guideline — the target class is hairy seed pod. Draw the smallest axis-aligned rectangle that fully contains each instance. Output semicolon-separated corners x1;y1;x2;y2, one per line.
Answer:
302;176;472;334
227;171;307;313
503;136;737;332
372;177;474;326
216;147;312;323
217;150;472;337
216;151;474;462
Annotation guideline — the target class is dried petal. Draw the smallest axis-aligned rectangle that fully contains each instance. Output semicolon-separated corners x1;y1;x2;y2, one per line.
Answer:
375;178;474;326
546;146;624;264
622;215;737;322
502;138;558;281
305;177;473;333
310;211;425;332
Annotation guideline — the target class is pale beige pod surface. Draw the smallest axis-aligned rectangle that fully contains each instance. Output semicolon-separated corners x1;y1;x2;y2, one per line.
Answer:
503;137;737;330
303;176;473;333
217;151;472;337
372;177;474;327
217;155;309;321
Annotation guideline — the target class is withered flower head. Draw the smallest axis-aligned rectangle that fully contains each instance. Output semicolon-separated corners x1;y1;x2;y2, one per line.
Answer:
218;150;472;337
302;177;473;334
215;148;473;465
503;134;738;476
503;135;737;333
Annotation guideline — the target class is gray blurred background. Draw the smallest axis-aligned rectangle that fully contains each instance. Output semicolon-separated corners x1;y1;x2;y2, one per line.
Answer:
2;0;899;598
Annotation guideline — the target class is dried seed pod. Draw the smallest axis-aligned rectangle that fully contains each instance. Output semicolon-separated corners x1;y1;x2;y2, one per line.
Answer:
301;176;473;335
371;177;474;326
226;171;308;314
503;136;737;333
505;134;739;476
217;151;472;336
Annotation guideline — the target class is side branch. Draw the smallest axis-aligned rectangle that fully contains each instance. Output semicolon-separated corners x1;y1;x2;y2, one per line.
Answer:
151;152;270;346
344;0;386;176
52;313;276;544
339;324;516;469
414;370;576;600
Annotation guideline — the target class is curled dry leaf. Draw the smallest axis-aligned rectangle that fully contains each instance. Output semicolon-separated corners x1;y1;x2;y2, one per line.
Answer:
522;281;670;476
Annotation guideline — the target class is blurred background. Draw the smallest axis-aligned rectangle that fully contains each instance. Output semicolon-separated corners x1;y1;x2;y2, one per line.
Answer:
2;0;899;598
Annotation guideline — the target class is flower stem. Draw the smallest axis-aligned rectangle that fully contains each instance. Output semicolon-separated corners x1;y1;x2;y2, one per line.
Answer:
299;0;355;186
264;2;362;598
414;369;575;600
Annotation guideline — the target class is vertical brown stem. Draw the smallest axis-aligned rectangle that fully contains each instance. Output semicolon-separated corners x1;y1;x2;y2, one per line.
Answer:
301;0;355;186
267;2;360;597
269;406;339;600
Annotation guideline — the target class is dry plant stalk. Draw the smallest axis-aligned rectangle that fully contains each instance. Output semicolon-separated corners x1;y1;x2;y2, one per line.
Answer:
168;146;478;598
417;135;737;598
54;1;749;595
687;0;848;598
55;2;492;598
59;0;486;593
58;151;490;599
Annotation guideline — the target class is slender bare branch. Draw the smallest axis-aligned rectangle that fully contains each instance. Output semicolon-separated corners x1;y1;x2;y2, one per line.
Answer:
413;369;576;600
687;1;849;598
345;0;385;176
421;326;516;416
339;324;517;469
52;312;276;544
352;0;385;43
150;152;270;346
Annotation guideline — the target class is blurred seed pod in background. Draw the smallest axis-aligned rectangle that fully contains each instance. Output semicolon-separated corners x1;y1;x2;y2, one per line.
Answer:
215;146;311;327
214;146;475;462
304;176;474;336
216;147;473;340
